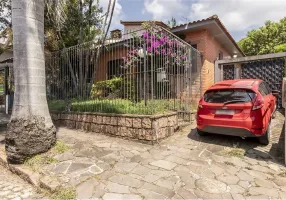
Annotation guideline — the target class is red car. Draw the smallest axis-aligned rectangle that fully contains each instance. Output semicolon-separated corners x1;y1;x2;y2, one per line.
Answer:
197;79;278;145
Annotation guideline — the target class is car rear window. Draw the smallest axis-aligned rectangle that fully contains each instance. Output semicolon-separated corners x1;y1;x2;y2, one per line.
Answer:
204;89;255;103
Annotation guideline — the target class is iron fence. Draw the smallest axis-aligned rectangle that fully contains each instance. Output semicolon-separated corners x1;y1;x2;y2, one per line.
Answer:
46;24;202;117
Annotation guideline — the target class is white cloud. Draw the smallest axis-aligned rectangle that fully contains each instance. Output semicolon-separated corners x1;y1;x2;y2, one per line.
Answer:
190;0;286;32
143;0;187;21
99;0;123;30
143;0;286;34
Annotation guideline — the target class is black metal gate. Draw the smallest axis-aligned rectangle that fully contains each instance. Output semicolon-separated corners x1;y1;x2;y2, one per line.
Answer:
223;58;285;108
223;65;235;80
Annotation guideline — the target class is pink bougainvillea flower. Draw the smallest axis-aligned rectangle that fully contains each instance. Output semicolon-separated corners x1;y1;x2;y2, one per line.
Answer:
147;47;152;53
143;32;149;39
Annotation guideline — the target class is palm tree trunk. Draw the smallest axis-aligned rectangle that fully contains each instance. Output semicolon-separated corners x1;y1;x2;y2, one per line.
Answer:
6;0;56;164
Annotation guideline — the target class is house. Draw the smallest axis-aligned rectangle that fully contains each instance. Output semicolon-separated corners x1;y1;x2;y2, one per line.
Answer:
120;15;244;96
171;15;244;93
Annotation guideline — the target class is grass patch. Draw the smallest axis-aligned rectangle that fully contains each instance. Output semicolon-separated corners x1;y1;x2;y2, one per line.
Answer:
278;171;286;177
52;187;76;200
24;155;58;171
224;161;235;166
52;141;70;154
24;141;70;171
227;148;245;158
0;84;3;95
243;188;251;196
48;99;197;115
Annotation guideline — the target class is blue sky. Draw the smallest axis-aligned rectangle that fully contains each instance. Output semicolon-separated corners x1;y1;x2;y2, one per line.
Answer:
100;0;286;42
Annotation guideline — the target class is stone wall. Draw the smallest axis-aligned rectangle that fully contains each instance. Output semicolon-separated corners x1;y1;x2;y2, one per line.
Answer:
50;112;179;142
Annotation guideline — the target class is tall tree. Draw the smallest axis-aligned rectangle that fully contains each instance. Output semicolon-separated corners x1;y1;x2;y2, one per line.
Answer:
168;17;177;28
45;0;103;51
45;0;116;98
0;23;12;54
238;17;286;56
6;0;56;163
0;0;12;54
0;0;11;32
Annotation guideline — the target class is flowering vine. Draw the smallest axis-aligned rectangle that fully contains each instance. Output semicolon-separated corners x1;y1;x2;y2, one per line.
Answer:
121;22;191;70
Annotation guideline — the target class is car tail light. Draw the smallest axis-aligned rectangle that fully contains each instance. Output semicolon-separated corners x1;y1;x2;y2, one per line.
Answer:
252;95;264;110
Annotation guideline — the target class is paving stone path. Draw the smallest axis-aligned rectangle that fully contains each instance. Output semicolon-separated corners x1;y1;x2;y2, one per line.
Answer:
0;111;285;199
0;165;44;200
37;111;286;199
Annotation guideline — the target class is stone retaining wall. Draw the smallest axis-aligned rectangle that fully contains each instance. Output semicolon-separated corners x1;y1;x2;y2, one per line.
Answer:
50;111;179;142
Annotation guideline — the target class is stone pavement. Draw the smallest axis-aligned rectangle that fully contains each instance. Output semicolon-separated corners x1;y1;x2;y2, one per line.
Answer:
38;110;286;199
0;165;44;199
0;110;285;199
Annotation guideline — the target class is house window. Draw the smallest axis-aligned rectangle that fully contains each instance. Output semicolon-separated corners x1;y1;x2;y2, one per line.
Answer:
107;59;123;79
191;44;198;50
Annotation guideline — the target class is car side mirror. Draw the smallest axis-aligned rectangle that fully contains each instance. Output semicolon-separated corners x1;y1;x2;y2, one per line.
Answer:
272;90;280;96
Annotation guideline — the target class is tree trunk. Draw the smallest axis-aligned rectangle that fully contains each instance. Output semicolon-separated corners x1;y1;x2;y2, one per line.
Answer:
6;0;56;164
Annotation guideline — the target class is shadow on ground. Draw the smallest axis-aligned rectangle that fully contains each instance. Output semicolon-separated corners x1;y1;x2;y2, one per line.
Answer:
187;109;285;166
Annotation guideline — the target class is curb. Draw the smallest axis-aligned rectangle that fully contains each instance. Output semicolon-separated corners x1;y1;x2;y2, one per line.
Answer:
0;150;61;193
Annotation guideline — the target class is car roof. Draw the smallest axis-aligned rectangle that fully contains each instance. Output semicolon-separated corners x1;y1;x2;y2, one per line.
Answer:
209;79;262;90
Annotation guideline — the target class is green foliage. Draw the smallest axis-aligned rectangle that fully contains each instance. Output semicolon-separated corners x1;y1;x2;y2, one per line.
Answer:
48;99;179;115
0;84;4;95
48;100;67;112
274;44;286;53
226;148;245;158
0;0;11;31
0;24;12;53
24;155;58;171
168;17;177;28
90;77;122;98
238;17;286;56
24;141;70;171
52;187;76;200
44;0;103;51
90;77;136;100
52;141;70;154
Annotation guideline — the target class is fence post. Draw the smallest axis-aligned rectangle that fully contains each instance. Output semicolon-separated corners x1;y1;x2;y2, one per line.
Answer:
143;44;147;106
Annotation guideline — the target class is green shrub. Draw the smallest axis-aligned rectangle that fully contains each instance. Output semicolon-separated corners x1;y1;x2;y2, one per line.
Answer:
48;100;66;112
90;77;136;100
48;97;197;115
90;77;122;99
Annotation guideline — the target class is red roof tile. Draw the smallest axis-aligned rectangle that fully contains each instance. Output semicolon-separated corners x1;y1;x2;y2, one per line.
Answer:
171;15;245;56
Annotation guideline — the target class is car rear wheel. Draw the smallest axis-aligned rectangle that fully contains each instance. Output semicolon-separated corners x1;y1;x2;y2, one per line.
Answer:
197;128;208;136
258;122;271;145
